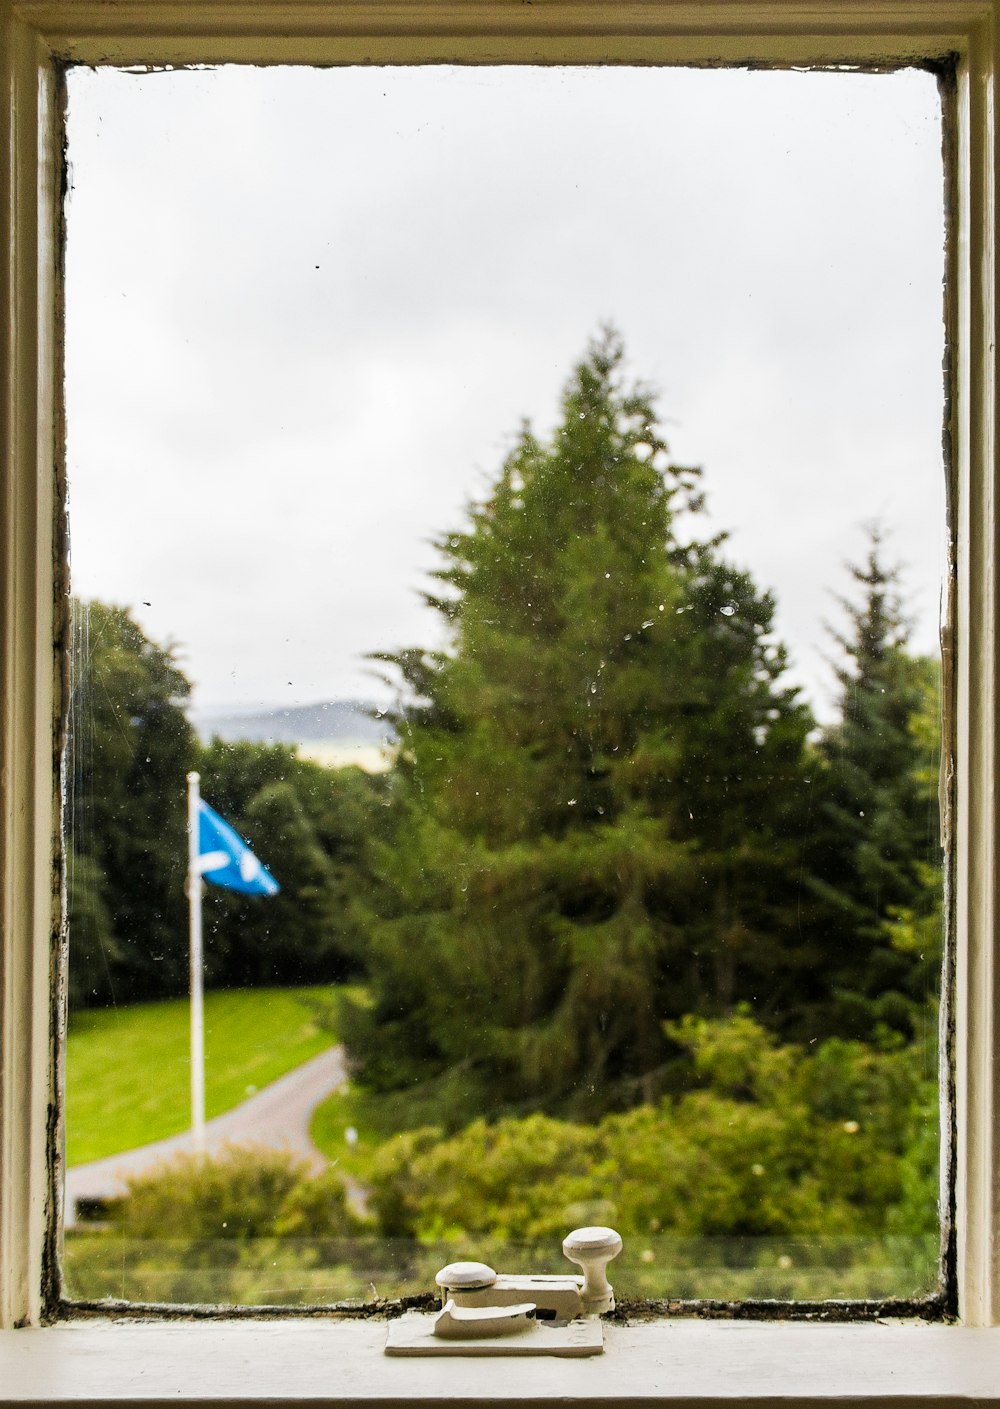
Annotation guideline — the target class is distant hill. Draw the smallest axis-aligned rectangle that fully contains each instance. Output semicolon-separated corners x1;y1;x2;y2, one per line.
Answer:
192;699;396;749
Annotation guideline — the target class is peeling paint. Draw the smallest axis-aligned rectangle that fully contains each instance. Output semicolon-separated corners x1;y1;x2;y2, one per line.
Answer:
611;1293;950;1323
935;53;960;1327
62;1291;439;1322
45;57;72;1329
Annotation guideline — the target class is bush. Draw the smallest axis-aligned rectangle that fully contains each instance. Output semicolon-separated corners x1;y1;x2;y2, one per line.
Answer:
105;1147;363;1243
365;1015;937;1244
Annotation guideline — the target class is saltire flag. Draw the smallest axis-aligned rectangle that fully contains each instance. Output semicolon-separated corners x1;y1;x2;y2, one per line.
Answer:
196;799;280;896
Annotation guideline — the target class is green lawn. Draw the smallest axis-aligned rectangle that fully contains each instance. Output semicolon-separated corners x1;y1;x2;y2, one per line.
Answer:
309;1082;383;1183
66;986;339;1166
309;1066;448;1183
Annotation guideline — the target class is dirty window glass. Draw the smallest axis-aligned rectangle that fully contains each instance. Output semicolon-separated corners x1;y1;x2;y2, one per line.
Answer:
62;65;947;1309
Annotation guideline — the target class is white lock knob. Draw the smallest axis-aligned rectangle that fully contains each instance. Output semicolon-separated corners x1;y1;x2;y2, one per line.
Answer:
562;1226;623;1314
435;1261;497;1298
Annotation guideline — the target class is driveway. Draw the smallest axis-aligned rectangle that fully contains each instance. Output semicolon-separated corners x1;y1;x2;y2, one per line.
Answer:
64;1044;348;1227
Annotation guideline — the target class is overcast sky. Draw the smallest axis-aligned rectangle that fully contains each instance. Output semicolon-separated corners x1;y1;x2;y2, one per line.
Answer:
64;64;946;722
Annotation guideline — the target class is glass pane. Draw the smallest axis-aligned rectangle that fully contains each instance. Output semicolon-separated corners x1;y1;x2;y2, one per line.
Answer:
62;64;947;1309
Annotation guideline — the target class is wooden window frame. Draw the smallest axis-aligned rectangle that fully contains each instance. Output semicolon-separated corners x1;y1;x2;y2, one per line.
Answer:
2;1;1000;1401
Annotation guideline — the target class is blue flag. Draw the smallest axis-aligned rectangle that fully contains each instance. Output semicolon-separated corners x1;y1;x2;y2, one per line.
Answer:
196;799;280;896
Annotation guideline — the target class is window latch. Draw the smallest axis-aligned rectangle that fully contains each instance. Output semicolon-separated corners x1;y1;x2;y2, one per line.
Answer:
385;1226;622;1356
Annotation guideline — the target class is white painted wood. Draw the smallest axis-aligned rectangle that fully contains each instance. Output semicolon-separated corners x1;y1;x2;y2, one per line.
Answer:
0;1;62;1331
1;0;1000;1360
0;0;988;66
0;1319;998;1399
952;5;1000;1329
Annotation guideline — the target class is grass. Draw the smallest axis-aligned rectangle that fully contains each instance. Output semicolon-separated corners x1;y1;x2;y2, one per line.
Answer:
309;1066;463;1184
66;986;340;1167
309;1083;388;1184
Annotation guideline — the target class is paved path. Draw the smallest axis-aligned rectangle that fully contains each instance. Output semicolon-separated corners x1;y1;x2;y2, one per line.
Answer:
65;1045;348;1227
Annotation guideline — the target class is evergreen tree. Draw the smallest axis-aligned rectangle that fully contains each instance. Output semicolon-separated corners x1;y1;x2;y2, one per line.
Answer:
808;528;942;1040
68;599;197;1005
663;540;822;1028
343;332;815;1122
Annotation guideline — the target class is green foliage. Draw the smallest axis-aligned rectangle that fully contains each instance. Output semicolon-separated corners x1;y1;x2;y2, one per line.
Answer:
63;369;946;1307
367;1117;602;1242
364;1015;937;1246
63;1015;939;1306
105;1148;361;1243
109;1149;311;1241
888;1072;942;1238
881;668;947;1018
344;332;817;1122
66;849;121;1005
272;1167;364;1238
68;599;198;1006
805;528;943;1040
68;1150;365;1305
197;739;382;989
68;598;384;1007
61;1226;939;1307
63;1229;408;1307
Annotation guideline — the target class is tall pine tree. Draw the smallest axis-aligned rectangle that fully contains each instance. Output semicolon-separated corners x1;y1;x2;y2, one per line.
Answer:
343;333;816;1122
808;527;942;1040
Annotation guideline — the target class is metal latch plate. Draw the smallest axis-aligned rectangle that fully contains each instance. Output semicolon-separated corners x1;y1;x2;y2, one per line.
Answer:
385;1313;604;1356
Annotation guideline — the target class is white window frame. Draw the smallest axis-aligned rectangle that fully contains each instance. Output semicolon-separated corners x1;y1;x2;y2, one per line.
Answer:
3;0;1000;1400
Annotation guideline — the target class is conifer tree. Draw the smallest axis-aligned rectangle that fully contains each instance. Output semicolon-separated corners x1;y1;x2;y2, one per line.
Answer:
809;528;942;1039
343;333;815;1121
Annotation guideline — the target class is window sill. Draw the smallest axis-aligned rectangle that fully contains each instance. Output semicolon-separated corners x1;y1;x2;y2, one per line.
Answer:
0;1318;999;1407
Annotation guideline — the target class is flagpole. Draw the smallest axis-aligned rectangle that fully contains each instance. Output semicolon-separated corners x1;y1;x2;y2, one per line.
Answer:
187;770;206;1155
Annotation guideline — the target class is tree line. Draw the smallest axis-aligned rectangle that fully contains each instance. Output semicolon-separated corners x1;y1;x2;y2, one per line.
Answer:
340;332;943;1126
68;331;943;1142
66;599;384;1010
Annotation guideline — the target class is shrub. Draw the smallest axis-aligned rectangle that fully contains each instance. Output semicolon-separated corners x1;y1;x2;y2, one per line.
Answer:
106;1147;362;1242
365;1015;936;1243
